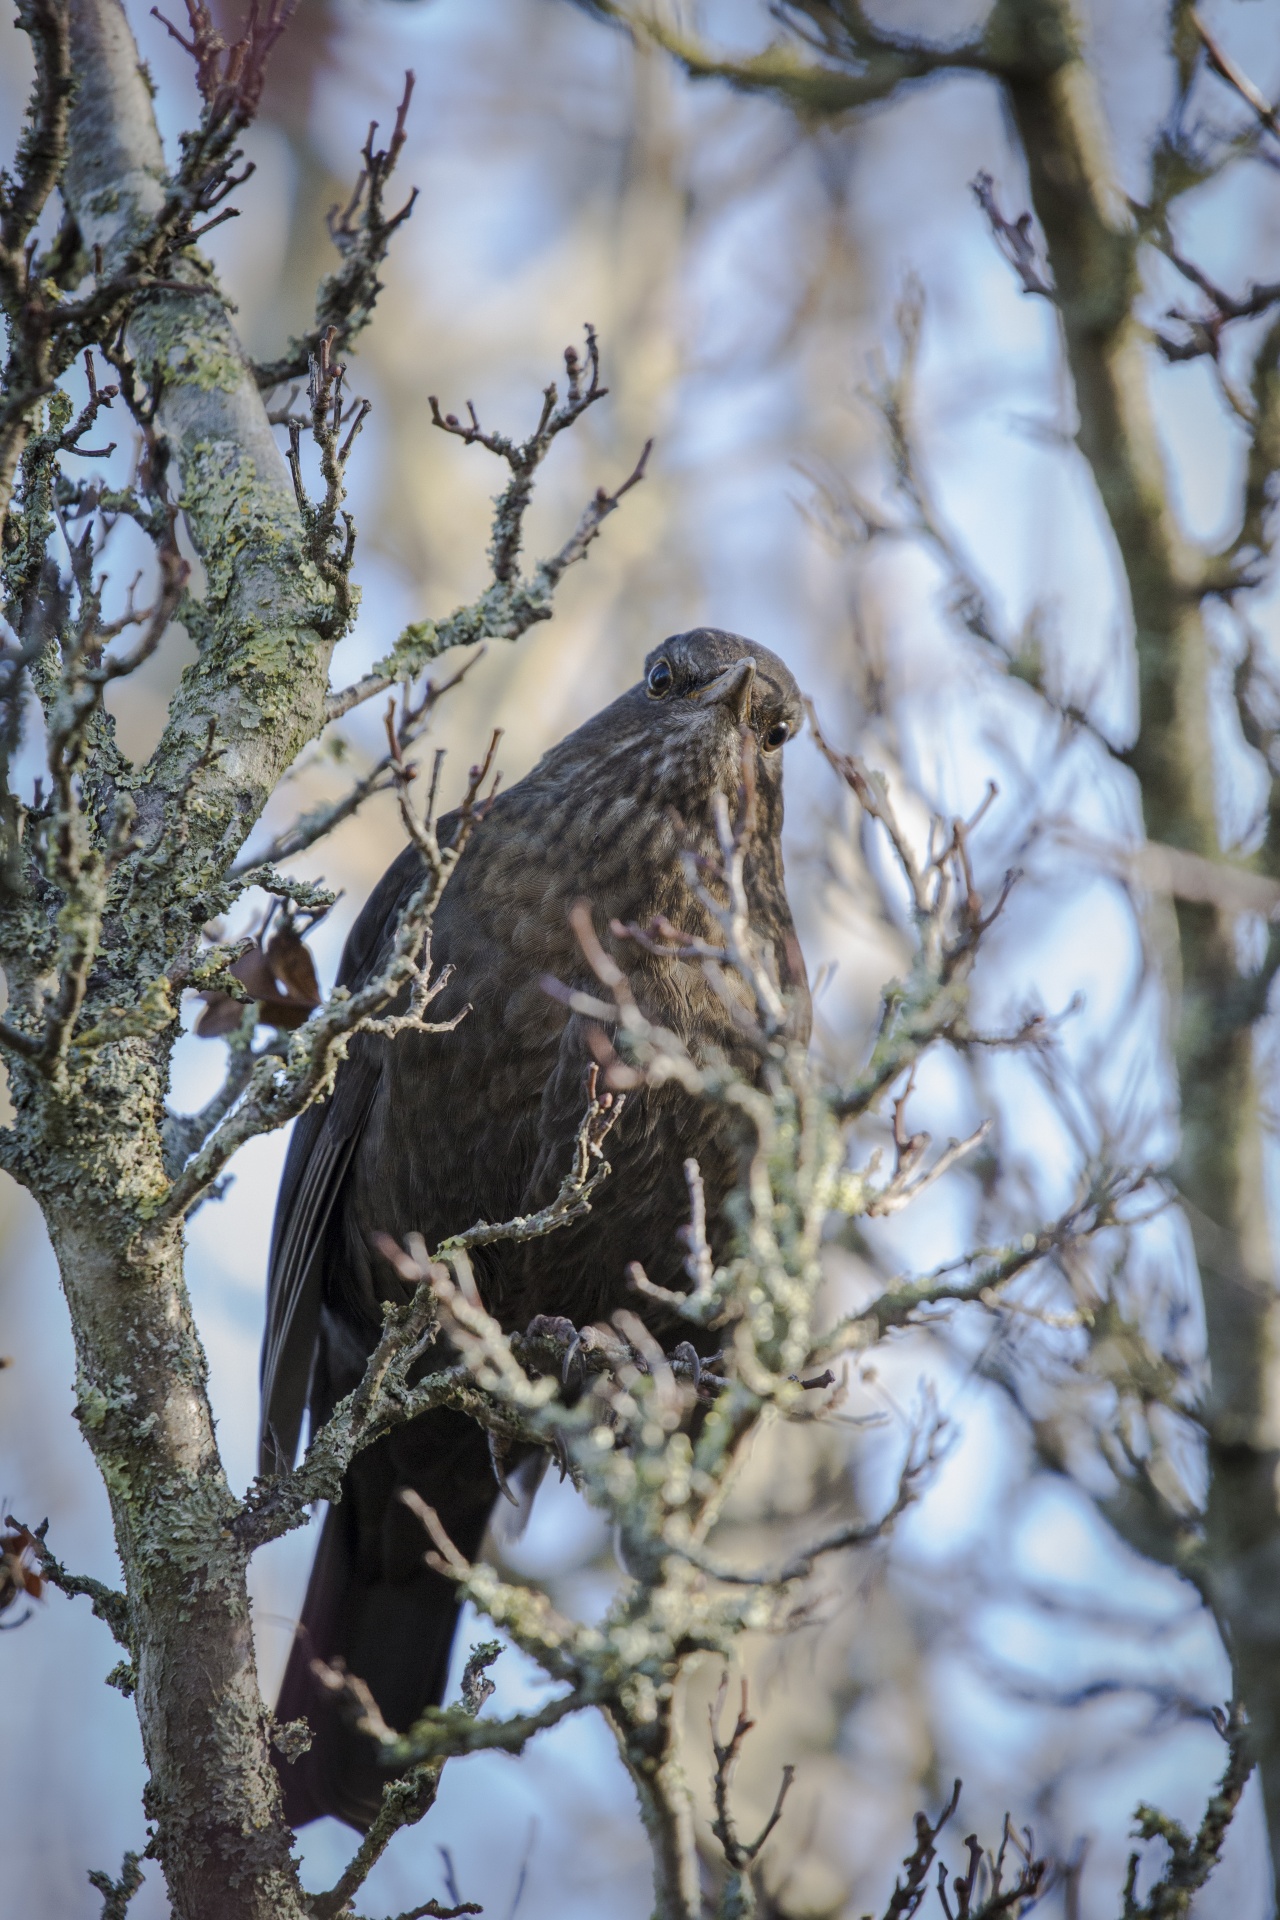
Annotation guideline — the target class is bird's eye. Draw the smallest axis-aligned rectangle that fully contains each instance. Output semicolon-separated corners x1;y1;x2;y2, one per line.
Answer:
763;720;790;751
647;659;673;698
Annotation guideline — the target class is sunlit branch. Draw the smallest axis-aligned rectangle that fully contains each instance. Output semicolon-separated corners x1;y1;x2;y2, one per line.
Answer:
325;335;650;718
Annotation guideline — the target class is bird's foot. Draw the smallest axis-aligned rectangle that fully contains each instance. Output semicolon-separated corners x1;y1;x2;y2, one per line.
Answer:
524;1312;579;1345
522;1313;585;1386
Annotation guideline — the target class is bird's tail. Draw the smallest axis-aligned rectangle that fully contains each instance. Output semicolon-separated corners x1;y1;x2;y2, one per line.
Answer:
273;1408;498;1832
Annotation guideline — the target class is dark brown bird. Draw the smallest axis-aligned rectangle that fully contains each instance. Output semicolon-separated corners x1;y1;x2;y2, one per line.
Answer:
262;627;809;1830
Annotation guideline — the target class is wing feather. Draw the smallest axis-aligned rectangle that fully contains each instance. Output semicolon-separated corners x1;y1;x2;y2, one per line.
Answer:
258;1057;380;1475
258;844;430;1476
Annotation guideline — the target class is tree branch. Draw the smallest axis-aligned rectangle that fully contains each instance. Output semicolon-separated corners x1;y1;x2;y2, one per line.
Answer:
253;71;419;391
326;337;649;718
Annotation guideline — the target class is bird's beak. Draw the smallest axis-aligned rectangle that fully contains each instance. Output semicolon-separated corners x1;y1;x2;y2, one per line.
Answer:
693;658;755;724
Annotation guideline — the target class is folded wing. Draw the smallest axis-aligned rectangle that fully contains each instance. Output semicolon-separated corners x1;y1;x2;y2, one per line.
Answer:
258;843;429;1477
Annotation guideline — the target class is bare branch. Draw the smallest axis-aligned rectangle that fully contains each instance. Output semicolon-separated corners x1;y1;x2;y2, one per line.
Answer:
320;1595;585;1769
579;0;990;113
1192;9;1280;147
9;1515;132;1649
429;323;610;583
876;1780;961;1920
87;1853;145;1920
689;1405;949;1589
233;653;481;877
708;1675;794;1877
254;71;419;390
818;1168;1152;1359
1121;1700;1254;1918
307;1639;496;1920
970;173;1054;298
806;704;1016;1119
326;336;650;717
865;1094;993;1219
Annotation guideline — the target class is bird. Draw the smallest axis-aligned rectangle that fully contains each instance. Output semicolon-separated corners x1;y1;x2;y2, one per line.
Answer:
261;626;810;1831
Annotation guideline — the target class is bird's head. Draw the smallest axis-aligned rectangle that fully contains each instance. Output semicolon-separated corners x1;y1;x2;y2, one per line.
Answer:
513;627;803;863
628;628;803;818
488;628;807;1007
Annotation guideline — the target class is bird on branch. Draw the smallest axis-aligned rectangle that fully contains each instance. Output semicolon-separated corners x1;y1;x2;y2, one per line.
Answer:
261;627;809;1830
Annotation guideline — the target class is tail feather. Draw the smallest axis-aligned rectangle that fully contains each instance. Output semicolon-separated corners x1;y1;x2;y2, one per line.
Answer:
274;1408;499;1832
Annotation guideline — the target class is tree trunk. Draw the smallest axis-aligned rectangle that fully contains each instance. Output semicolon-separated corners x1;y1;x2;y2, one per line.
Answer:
12;1030;306;1918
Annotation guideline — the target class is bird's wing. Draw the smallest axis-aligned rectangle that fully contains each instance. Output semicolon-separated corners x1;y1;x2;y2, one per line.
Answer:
258;1053;381;1476
258;844;430;1477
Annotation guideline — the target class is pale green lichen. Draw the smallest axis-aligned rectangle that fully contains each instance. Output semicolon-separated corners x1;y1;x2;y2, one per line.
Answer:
130;292;245;398
106;1659;137;1695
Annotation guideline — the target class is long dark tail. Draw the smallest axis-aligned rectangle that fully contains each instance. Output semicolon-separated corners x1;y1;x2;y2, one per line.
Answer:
274;1407;499;1832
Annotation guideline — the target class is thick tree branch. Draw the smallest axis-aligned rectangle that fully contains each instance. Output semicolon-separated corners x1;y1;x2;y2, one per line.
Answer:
580;0;989;112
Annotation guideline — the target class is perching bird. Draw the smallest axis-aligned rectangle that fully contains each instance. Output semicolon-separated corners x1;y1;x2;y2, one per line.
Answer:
262;627;809;1831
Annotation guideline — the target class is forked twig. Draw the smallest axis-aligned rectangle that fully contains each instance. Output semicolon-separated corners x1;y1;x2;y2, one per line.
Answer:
708;1675;795;1872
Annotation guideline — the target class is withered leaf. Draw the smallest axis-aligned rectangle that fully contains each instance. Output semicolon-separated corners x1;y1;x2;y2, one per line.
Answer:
195;916;324;1038
0;1523;44;1618
231;946;282;1001
193;990;250;1039
265;923;322;1009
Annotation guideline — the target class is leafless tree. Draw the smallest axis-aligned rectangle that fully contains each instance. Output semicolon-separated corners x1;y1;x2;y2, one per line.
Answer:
0;1;1266;1916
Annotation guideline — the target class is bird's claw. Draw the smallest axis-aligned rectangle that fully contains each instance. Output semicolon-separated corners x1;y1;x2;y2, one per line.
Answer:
561;1331;584;1387
488;1429;520;1505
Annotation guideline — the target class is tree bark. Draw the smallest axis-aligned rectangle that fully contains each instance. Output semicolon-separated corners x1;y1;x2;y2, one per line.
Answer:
617;1684;702;1920
62;0;336;916
46;1172;305;1919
